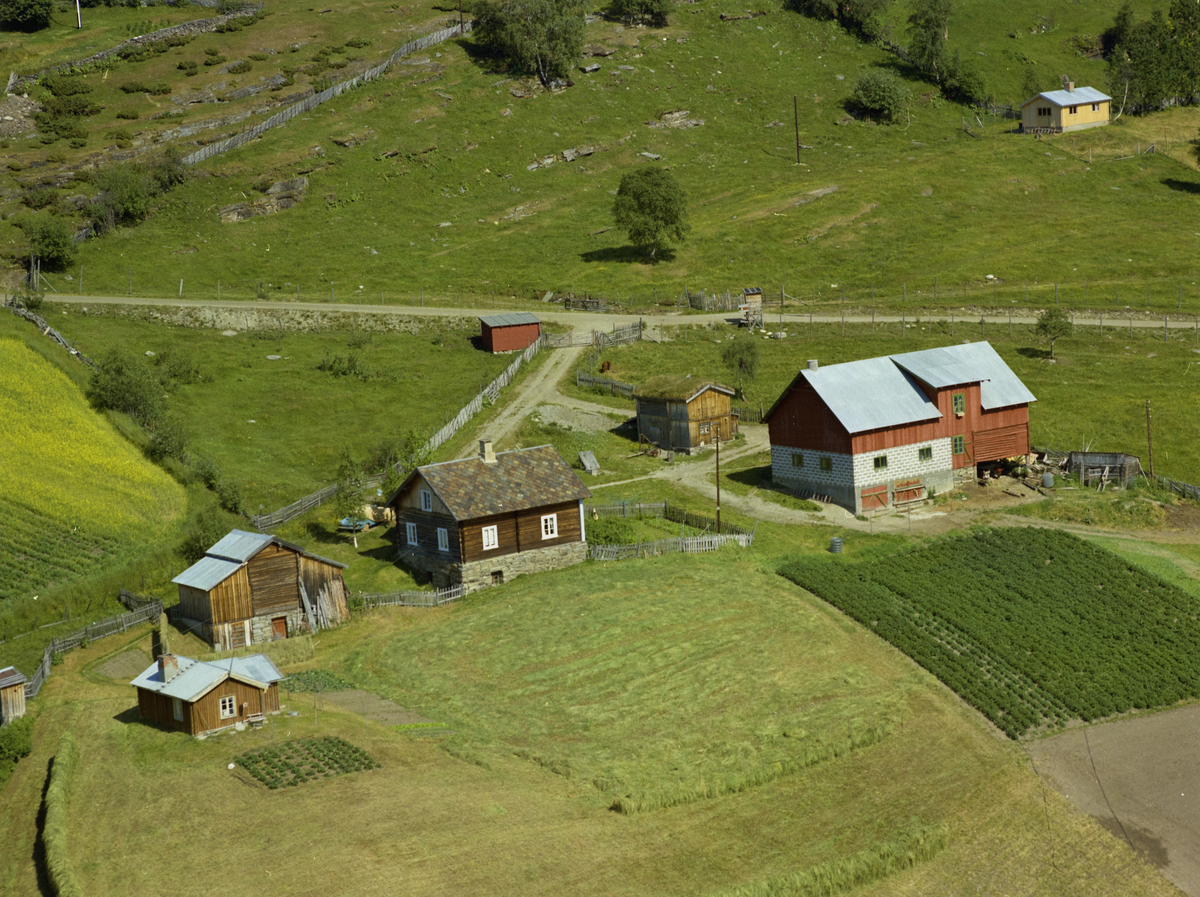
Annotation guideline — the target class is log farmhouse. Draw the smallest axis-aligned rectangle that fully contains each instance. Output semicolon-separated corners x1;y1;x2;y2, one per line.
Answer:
633;375;738;454
1021;82;1111;134
765;342;1036;514
386;441;590;592
130;652;284;737
172;530;349;651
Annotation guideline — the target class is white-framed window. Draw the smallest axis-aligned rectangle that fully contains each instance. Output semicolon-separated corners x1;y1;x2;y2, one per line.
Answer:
420;490;433;512
219;695;237;719
406;522;418;546
482;525;499;551
699;421;711;435
437;527;449;552
172;697;183;722
541;514;558;539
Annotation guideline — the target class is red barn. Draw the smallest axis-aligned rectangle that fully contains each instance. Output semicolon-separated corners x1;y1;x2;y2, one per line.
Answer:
481;313;541;353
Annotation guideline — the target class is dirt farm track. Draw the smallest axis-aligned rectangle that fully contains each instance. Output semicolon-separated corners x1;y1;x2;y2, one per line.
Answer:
1029;705;1200;895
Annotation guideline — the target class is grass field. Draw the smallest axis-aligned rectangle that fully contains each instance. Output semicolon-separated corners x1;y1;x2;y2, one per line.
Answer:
0;553;1183;897
3;0;1199;307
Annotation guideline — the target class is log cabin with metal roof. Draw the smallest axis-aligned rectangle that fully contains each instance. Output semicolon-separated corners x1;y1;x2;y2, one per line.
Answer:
172;531;349;651
385;441;591;592
633;375;738;455
764;342;1036;514
130;653;284;737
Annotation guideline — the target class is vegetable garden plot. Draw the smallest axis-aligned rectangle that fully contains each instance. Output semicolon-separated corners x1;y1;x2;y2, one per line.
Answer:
235;737;379;789
780;529;1200;738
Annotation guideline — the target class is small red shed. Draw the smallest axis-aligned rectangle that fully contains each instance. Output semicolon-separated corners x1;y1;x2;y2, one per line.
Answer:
481;312;541;353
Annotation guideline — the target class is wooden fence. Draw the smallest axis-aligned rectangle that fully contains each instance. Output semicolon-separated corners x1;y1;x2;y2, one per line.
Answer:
23;599;163;700
182;23;470;167
589;530;756;561
5;300;97;368
685;289;741;312
731;403;765;424
595;321;644;349
546;331;596;348
586;500;753;537
248;334;545;530
576;370;636;398
1036;444;1200;500
354;584;465;609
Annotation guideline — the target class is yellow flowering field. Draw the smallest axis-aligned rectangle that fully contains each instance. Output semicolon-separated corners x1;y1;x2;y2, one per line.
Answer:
0;339;185;541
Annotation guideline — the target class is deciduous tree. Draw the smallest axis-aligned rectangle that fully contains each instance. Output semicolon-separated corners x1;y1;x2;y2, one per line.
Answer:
1035;306;1073;360
611;167;690;262
473;0;586;86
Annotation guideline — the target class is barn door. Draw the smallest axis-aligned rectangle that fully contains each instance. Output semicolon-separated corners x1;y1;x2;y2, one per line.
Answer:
861;485;889;511
894;479;925;504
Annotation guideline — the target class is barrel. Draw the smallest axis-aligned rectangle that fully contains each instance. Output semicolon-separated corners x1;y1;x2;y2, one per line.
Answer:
1041;472;1054;488
829;537;843;554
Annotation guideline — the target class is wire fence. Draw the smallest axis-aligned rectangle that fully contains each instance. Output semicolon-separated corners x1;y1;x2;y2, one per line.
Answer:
183;22;471;167
248;333;544;530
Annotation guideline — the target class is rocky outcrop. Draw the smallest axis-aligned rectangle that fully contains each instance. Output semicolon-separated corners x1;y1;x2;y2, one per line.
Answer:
218;176;307;222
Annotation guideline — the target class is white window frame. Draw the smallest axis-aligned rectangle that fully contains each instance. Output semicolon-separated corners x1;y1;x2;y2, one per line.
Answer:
219;695;237;720
482;525;499;551
406;522;418;546
420;490;433;512
541;514;558;540
699;421;711;435
172;697;183;722
437;527;449;552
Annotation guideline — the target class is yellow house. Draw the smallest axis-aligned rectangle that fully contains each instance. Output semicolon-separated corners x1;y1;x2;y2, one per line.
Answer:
1021;83;1111;134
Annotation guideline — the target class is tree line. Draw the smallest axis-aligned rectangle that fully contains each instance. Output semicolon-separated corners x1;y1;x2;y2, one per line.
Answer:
1103;1;1200;115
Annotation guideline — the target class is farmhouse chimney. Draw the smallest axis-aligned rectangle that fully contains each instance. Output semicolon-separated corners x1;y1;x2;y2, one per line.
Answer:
807;359;819;372
480;439;497;464
158;654;179;682
1066;81;1075;92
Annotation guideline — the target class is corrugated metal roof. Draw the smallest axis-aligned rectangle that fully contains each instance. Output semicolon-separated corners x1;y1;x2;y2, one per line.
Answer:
890;342;1036;409
0;666;27;689
207;529;273;562
172;556;243;591
130;654;284;702
802;357;942;434
480;312;541;328
1025;86;1111;107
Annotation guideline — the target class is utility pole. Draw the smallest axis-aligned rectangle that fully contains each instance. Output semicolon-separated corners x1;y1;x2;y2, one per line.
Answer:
793;96;801;165
715;426;721;534
1146;400;1154;477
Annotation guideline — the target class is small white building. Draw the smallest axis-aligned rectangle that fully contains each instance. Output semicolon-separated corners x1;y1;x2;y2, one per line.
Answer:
1021;83;1111;134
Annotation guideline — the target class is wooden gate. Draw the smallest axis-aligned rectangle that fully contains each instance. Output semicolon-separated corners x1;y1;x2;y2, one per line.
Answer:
861;484;889;511
894;479;925;503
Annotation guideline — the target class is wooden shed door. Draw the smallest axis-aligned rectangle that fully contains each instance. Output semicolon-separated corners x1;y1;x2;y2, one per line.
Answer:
861;485;889;511
271;617;288;640
894;479;925;504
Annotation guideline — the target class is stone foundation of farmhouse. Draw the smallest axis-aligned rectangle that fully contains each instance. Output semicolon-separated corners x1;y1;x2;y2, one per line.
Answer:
404;541;589;593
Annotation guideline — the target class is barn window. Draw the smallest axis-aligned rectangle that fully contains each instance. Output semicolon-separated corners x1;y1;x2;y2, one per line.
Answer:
219;695;237;719
1069;105;1077;114
873;455;888;471
918;446;933;462
819;457;833;472
792;452;804;468
172;697;183;722
406;522;418;546
482;525;498;550
1092;103;1100;111
437;528;449;552
699;421;711;435
952;392;965;415
541;514;558;539
953;435;965;455
1038;106;1051;116
420;490;433;512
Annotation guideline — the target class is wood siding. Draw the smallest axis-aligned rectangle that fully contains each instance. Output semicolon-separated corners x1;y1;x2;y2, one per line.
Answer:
396;509;462;563
458;501;583;563
767;378;855;454
248;543;300;616
636;388;737;451
137;680;279;736
1;683;25;723
207;567;253;625
299;557;348;624
974;423;1030;462
395;473;454;516
484;322;541;353
460;511;521;562
177;584;212;624
1021;98;1108;132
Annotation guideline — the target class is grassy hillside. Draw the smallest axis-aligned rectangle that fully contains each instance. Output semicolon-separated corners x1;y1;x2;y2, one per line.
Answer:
0;552;1181;896
3;0;1198;306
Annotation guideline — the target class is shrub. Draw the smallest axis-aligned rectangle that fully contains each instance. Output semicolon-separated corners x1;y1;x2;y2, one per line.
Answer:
120;81;149;94
247;52;269;61
345;36;370;48
23;185;56;209
179;504;234;562
42;95;100;117
203;53;227;66
191;454;221;489
720;331;760;381
850;69;908;123
41;74;92;97
178;59;198;75
86;349;164;425
216;478;243;514
204;46;222;56
226;59;252;74
26;216;77;270
0;717;33;790
89;164;153;232
610;0;670;27
586;516;639;545
145;415;186;462
0;0;52;30
115;109;140;119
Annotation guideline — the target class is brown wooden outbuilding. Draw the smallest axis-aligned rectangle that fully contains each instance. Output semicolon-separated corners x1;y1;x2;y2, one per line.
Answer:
172;530;348;651
634;375;738;454
131;653;283;737
480;312;541;353
0;666;27;725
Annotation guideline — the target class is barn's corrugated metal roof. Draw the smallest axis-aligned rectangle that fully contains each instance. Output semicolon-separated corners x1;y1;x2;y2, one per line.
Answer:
207;529;273;562
802;357;942;434
172;556;243;591
891;343;1037;409
1024;86;1111;107
0;666;27;689
130;654;284;702
480;312;541;328
397;444;590;521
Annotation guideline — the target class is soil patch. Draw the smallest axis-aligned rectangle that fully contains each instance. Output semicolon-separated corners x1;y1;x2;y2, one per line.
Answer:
320;688;437;727
1028;703;1200;895
535;403;627;434
95;648;151;680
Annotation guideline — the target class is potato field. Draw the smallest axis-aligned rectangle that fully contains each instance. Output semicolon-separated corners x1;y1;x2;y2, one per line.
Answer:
780;529;1200;738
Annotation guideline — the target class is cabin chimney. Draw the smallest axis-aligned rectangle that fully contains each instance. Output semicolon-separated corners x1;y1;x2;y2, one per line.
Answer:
158;654;179;682
807;359;819;372
480;439;497;464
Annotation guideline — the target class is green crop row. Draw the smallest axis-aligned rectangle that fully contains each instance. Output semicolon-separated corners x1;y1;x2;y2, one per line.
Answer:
780;528;1200;738
235;735;379;789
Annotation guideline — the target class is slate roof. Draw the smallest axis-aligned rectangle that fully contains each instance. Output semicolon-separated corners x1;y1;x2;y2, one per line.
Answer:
130;654;284;702
171;529;345;593
393;444;590;521
1023;86;1111;108
480;312;541;328
634;374;735;402
0;666;27;689
765;341;1035;434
